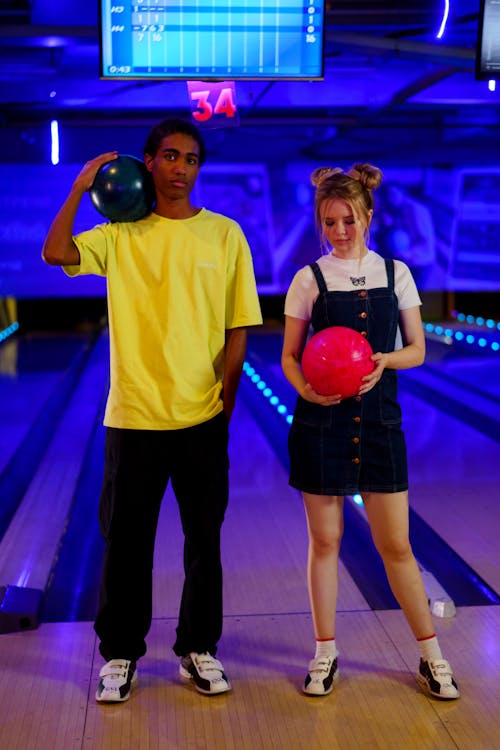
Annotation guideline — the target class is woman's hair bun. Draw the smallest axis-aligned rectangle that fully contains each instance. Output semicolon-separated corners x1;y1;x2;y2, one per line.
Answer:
348;163;383;191
310;166;344;187
310;163;383;191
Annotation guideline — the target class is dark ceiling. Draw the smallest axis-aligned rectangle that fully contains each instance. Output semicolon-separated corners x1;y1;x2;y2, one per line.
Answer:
0;0;498;165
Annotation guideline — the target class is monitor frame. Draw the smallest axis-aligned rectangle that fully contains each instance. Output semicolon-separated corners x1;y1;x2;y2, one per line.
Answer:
98;0;326;82
475;0;500;81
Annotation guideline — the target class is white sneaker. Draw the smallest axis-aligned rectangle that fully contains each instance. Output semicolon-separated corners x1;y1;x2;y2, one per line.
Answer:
179;652;231;695
417;658;460;700
96;659;137;702
303;655;339;696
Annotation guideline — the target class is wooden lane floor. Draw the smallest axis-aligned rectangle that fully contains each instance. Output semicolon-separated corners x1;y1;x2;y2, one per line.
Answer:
0;333;92;476
3;607;500;750
400;387;500;595
1;395;500;749
0;334;108;596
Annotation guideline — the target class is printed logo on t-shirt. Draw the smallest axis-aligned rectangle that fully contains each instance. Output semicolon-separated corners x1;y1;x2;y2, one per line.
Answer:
350;276;366;286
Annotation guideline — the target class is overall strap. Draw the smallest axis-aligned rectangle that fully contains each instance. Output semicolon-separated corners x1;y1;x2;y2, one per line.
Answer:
384;258;395;290
309;262;328;294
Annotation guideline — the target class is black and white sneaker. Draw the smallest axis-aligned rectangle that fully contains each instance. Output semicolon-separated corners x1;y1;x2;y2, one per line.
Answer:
179;652;231;695
303;655;339;696
417;658;460;700
96;659;138;703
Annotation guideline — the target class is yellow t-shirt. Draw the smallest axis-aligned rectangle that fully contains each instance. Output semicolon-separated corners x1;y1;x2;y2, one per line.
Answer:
65;209;262;429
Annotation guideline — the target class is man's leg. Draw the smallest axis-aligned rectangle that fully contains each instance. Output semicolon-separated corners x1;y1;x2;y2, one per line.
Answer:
171;413;229;658
95;428;169;663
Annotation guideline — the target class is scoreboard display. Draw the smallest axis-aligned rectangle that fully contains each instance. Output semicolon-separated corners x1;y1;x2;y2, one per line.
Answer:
99;0;325;80
476;0;500;79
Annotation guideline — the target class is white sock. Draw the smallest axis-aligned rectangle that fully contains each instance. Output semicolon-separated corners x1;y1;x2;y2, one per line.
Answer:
417;634;442;662
315;638;338;660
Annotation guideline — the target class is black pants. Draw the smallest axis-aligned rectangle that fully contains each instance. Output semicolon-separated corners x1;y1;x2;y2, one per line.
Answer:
94;413;229;662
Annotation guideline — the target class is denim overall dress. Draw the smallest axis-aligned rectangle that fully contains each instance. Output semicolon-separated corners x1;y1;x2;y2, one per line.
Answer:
288;258;408;496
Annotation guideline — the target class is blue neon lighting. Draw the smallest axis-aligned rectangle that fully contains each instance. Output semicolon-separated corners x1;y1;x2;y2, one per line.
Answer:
452;311;499;329
436;0;450;39
0;321;19;342
51;120;59;165
243;359;294;424
424;313;500;353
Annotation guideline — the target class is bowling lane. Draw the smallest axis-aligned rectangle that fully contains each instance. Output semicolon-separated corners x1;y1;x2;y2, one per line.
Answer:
0;332;108;615
422;336;500;405
2;325;498;627
400;385;500;594
398;334;500;591
0;334;89;475
0;332;99;544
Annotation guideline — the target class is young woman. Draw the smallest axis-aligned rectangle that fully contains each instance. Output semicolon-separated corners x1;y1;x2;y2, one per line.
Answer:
281;164;459;700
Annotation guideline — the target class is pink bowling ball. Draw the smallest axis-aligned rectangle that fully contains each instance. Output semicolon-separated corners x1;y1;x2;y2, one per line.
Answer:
302;326;375;398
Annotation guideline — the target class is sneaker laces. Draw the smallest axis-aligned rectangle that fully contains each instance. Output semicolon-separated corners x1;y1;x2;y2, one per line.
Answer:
428;659;454;684
193;653;225;676
308;656;333;675
99;659;133;685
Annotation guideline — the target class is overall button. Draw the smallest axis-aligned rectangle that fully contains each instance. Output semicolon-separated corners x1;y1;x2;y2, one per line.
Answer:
359;312;367;319
352;457;360;464
352;437;360;444
360;331;367;337
354;396;362;402
359;291;367;298
352;416;361;423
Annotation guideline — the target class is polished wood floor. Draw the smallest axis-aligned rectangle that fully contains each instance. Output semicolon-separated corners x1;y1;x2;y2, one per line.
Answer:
1;331;499;749
2;605;499;750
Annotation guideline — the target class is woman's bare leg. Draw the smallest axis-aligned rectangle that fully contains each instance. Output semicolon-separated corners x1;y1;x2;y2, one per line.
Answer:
302;493;344;639
362;490;434;638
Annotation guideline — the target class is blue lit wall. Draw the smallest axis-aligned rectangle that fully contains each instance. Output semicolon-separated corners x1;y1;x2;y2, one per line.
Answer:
1;159;500;297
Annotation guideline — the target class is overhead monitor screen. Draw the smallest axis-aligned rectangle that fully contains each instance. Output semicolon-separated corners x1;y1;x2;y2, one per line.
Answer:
476;0;500;79
99;0;325;81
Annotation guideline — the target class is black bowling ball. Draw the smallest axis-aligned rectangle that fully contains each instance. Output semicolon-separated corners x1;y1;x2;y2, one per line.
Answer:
89;154;156;222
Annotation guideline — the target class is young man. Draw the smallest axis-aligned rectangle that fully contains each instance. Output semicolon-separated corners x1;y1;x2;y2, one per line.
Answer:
42;118;263;702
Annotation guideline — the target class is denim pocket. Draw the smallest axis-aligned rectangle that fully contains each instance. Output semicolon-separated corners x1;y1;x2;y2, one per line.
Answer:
377;371;402;425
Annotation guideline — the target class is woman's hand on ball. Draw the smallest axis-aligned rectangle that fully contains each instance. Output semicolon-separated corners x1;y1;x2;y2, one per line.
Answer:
358;352;386;394
302;382;342;405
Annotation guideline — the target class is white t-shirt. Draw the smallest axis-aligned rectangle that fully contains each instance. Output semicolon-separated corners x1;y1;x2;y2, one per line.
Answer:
284;251;421;350
284;250;421;321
